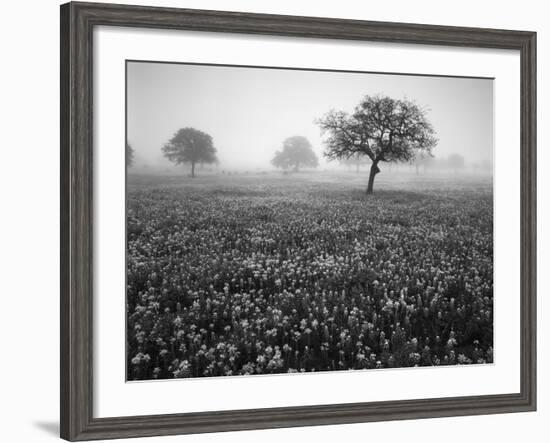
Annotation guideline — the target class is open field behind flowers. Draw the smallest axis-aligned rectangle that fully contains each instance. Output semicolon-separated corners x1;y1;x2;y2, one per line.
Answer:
127;171;493;380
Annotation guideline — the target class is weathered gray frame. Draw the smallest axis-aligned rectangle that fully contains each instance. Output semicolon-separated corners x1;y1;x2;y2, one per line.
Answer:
60;2;537;441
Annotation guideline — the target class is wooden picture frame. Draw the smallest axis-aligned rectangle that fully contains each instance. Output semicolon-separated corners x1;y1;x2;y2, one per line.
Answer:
60;1;536;440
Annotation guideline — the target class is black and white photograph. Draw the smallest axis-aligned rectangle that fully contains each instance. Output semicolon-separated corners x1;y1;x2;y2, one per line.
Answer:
1;0;543;440
126;61;494;381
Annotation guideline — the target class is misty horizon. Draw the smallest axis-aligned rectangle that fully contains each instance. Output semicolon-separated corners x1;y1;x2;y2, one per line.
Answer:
127;61;493;172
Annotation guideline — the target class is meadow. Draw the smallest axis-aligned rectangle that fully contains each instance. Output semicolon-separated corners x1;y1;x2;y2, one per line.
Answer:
126;171;493;380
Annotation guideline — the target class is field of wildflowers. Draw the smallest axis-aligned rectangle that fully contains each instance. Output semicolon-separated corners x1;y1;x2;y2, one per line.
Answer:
127;172;493;380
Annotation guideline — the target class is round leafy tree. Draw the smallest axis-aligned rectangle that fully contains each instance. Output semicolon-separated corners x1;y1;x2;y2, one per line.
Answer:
271;136;319;172
162;127;218;177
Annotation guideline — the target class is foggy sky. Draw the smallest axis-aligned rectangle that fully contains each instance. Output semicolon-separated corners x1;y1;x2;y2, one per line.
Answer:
127;61;493;170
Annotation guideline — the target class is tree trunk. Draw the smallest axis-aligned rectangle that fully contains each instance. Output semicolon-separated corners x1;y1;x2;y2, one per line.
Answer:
366;162;380;194
191;161;195;178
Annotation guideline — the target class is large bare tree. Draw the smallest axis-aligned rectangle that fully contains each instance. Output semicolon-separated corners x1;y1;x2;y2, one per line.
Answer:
317;95;437;193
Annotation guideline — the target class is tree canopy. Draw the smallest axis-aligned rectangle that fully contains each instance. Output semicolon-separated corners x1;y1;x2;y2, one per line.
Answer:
317;95;437;193
271;136;319;171
162;127;217;177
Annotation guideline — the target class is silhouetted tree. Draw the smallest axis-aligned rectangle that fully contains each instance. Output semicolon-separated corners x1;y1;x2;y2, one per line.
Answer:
271;136;318;171
126;143;134;168
162;127;217;177
317;95;437;193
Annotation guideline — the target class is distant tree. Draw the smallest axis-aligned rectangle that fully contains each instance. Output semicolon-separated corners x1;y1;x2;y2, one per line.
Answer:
126;143;134;168
339;153;370;172
161;127;217;178
481;158;492;172
447;153;465;174
413;151;434;175
317;95;437;194
271;136;319;171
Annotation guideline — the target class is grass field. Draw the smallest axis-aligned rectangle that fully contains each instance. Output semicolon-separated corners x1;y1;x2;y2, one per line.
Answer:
126;171;493;380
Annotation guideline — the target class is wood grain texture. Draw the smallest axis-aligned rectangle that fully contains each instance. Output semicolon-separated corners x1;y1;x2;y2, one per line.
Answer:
60;2;537;441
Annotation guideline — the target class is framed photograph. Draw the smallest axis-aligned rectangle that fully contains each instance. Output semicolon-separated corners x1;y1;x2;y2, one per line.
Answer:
60;1;536;441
